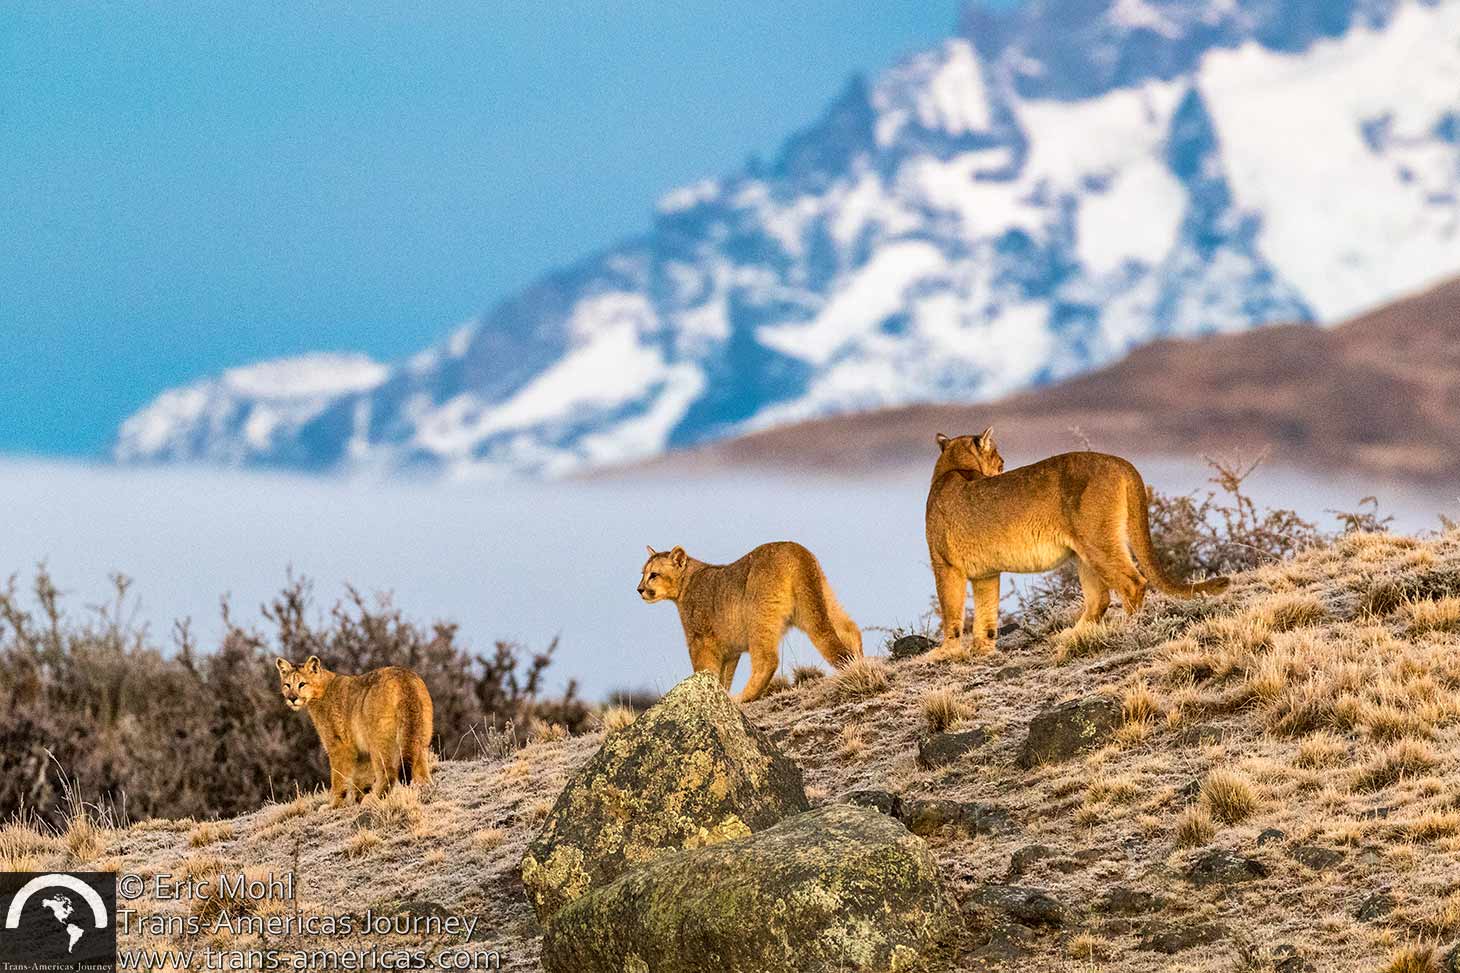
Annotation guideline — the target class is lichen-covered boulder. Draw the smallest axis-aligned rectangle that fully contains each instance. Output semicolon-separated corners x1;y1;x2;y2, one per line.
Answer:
541;804;961;973
1016;695;1121;768
520;671;808;920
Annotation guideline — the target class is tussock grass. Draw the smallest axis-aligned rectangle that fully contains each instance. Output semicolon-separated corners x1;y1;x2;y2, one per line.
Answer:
1251;592;1327;632
0;822;56;871
1174;806;1216;847
1065;932;1114;962
1294;731;1348;768
471;827;506;852
598;705;637;733
65;815;107;862
187;820;235;848
1353;739;1441;793
1404;597;1460;636
791;665;825;687
343;829;382;859
1381;945;1439;973
832;658;890;702
762;675;793;698
357;785;422;831
1051;622;1124;663
1200;769;1262;824
920;689;973;733
839;725;869;761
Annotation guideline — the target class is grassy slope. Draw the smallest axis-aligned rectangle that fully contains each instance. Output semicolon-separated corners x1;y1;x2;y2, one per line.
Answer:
5;529;1460;972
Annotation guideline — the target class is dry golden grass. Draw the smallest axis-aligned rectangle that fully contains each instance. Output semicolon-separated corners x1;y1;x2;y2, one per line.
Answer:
598;705;637;733
357;785;424;831
471;827;507;852
1353;739;1441;792
187;820;236;848
1294;730;1349;768
64;815;106;862
1250;591;1328;631
1404;596;1460;635
1200;769;1262;824
1381;944;1439;973
832;658;891;701
839;725;869;761
0;822;55;871
343;828;382;859
1065;932;1115;962
1174;806;1217;847
791;665;825;687
762;675;793;697
1051;621;1124;663
920;689;973;733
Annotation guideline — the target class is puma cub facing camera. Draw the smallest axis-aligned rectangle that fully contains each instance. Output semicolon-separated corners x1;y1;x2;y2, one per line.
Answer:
276;656;434;806
638;541;863;703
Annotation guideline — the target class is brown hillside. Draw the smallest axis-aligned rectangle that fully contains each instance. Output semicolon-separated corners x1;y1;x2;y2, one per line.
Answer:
9;528;1460;971
630;275;1460;482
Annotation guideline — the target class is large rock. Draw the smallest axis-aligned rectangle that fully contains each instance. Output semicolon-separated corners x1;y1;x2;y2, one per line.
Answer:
520;672;809;920
541;804;960;973
1017;695;1121;768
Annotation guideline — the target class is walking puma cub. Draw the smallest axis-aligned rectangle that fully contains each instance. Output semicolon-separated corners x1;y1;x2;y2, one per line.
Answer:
637;541;863;703
276;656;434;806
925;429;1229;655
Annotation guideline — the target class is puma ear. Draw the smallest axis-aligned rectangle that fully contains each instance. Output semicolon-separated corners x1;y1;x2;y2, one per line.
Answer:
935;433;951;452
646;545;658;557
670;546;687;568
275;658;293;675
303;656;321;675
978;426;995;451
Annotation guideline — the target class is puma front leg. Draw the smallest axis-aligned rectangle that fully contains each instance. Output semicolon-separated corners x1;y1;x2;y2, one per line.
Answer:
929;556;967;660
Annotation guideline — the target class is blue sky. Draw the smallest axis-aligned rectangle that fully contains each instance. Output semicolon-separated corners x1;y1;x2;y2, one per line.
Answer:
0;1;995;457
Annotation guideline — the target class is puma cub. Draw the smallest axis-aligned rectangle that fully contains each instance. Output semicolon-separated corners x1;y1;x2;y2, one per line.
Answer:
276;656;434;806
637;541;863;703
925;429;1229;654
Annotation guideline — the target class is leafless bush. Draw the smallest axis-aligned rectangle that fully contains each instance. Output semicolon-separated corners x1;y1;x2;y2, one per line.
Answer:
1017;453;1384;632
0;569;584;825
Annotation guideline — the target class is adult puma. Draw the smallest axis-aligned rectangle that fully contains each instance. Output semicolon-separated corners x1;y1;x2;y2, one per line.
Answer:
637;542;862;702
925;429;1229;654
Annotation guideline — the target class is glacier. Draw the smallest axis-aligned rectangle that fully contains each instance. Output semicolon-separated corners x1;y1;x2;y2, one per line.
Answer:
114;0;1460;478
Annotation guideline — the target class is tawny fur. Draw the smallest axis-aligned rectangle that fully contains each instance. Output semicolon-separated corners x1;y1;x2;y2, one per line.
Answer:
276;656;434;807
637;541;863;703
925;428;1230;655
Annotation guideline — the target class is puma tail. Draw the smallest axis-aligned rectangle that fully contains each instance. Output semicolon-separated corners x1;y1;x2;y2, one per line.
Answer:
1126;474;1231;597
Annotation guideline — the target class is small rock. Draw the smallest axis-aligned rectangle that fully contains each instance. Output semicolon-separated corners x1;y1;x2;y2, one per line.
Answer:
916;727;991;769
959;802;1016;836
1356;847;1383;865
1102;886;1163;915
968;923;1034;962
843;789;900;818
1175;724;1225;746
969;884;1066;927
1290;845;1344;870
1442;942;1460;973
900;799;964;837
900;799;1014;837
1256;828;1287;847
386;900;450;922
1355;891;1396;922
1007;844;1058;878
1138;921;1227;953
993;665;1025;681
1017;695;1122;768
889;634;938;660
998;620;1020;637
1185;849;1269;887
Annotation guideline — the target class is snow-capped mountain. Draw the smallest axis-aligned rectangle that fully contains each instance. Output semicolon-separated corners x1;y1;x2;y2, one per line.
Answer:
115;0;1460;477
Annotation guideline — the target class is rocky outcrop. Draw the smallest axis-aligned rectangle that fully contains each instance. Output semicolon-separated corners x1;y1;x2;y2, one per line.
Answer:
520;672;808;920
540;804;960;973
